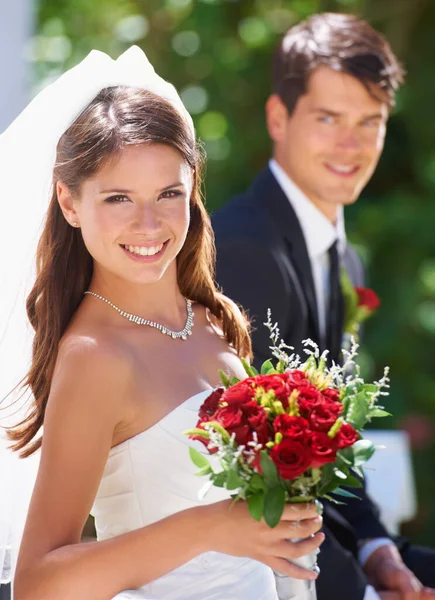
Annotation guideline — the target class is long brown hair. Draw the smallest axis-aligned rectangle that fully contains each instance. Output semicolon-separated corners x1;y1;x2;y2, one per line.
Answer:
7;86;251;457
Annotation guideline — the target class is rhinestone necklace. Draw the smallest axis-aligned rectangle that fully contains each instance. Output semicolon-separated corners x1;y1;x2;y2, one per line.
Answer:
84;291;194;341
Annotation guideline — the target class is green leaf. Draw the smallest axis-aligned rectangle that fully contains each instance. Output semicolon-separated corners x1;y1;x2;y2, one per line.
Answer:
317;463;351;495
230;377;240;386
241;358;258;377
320;462;335;480
334;468;349;480
225;468;244;490
341;268;359;333
345;391;371;430
332;487;360;500
211;472;227;487
185;428;210;439
261;359;275;374
250;473;266;491
352;439;375;466
323;494;346;505
336;451;352;467
195;464;212;477
248;491;265;522
189;447;211;469
287;495;315;503
276;360;286;374
361;384;378;394
344;475;363;488
352;465;364;479
259;451;280;487
369;408;392;418
342;395;351;415
339;446;354;464
318;474;345;495
219;369;231;388
264;487;286;528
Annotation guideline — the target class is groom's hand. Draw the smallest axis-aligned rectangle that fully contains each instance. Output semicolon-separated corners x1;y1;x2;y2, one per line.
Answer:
364;544;430;599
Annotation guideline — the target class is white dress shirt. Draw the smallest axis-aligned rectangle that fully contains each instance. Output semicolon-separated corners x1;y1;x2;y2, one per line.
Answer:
268;159;393;600
269;159;346;343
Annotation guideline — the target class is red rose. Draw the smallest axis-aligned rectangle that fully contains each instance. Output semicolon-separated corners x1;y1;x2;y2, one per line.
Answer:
244;402;270;445
222;380;256;406
252;374;289;400
308;432;337;467
273;414;310;440
297;383;323;417
322;388;341;403
310;404;339;433
286;370;308;388
198;388;224;420
214;404;251;445
355;287;380;312
270;439;312;479
334;423;359;449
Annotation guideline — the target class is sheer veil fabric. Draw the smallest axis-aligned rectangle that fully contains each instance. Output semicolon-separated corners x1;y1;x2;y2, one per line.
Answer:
0;45;194;583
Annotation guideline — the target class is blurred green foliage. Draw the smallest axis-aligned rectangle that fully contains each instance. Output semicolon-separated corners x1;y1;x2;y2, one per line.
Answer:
35;0;435;543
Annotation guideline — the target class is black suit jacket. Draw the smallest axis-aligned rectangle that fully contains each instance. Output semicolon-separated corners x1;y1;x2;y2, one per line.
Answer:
212;167;390;547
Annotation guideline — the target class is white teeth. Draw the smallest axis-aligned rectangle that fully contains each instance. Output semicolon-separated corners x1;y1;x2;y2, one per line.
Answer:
329;164;355;173
124;244;164;257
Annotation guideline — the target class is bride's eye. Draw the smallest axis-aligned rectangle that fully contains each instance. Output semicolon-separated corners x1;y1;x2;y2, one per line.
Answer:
104;195;130;203
158;190;183;200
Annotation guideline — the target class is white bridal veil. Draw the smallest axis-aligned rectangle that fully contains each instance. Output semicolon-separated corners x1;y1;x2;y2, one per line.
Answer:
0;45;194;584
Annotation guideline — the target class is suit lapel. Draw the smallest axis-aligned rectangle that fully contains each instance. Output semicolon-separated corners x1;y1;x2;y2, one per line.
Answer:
250;168;322;345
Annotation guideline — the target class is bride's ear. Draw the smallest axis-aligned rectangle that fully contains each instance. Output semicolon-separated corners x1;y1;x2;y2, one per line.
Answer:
57;181;80;228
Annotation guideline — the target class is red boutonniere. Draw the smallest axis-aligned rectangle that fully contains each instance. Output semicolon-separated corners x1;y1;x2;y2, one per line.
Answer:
354;287;380;314
341;270;380;339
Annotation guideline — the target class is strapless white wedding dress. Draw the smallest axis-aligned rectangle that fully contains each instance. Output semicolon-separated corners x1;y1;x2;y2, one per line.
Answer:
91;390;279;600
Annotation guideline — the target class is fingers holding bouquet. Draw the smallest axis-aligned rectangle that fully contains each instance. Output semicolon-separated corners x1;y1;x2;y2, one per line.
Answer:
205;499;323;580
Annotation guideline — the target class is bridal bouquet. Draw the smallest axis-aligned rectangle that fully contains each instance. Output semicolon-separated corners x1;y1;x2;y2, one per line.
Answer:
185;311;390;529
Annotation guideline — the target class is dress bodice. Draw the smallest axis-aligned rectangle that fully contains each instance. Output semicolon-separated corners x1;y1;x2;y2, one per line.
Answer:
91;390;278;600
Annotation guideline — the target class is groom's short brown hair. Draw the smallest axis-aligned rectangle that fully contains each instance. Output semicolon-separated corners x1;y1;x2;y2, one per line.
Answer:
273;13;405;113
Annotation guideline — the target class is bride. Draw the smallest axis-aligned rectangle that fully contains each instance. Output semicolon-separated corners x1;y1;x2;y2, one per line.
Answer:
1;47;323;600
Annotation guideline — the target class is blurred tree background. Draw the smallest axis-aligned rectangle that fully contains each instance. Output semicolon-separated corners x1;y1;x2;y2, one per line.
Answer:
33;0;435;543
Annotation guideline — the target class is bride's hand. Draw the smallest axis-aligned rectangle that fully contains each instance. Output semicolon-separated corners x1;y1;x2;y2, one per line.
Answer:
203;499;324;580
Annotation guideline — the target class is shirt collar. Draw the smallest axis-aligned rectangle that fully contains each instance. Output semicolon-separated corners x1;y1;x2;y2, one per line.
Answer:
269;158;347;258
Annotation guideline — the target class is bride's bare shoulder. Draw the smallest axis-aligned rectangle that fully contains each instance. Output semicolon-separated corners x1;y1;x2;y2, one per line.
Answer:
58;324;130;365
53;325;136;407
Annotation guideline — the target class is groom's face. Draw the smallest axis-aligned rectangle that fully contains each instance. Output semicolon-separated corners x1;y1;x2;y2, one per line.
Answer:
266;65;389;221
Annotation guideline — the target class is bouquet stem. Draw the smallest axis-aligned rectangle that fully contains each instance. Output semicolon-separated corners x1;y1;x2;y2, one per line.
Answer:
274;539;319;600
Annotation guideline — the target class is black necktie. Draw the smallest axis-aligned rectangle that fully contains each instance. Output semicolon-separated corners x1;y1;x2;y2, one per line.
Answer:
326;240;344;363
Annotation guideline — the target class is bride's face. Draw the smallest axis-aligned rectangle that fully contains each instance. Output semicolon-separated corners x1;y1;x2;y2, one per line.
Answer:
63;143;193;286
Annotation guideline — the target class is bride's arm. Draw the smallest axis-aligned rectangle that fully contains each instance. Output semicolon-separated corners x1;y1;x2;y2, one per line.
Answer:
14;337;209;600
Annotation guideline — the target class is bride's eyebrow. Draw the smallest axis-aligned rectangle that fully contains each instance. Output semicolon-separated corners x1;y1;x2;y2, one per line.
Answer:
99;188;134;194
159;181;185;191
99;182;185;194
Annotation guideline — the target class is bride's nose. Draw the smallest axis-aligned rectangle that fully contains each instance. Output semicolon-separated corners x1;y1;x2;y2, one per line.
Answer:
131;204;162;233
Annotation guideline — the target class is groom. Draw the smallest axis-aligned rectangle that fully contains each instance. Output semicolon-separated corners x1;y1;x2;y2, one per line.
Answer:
213;13;435;600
